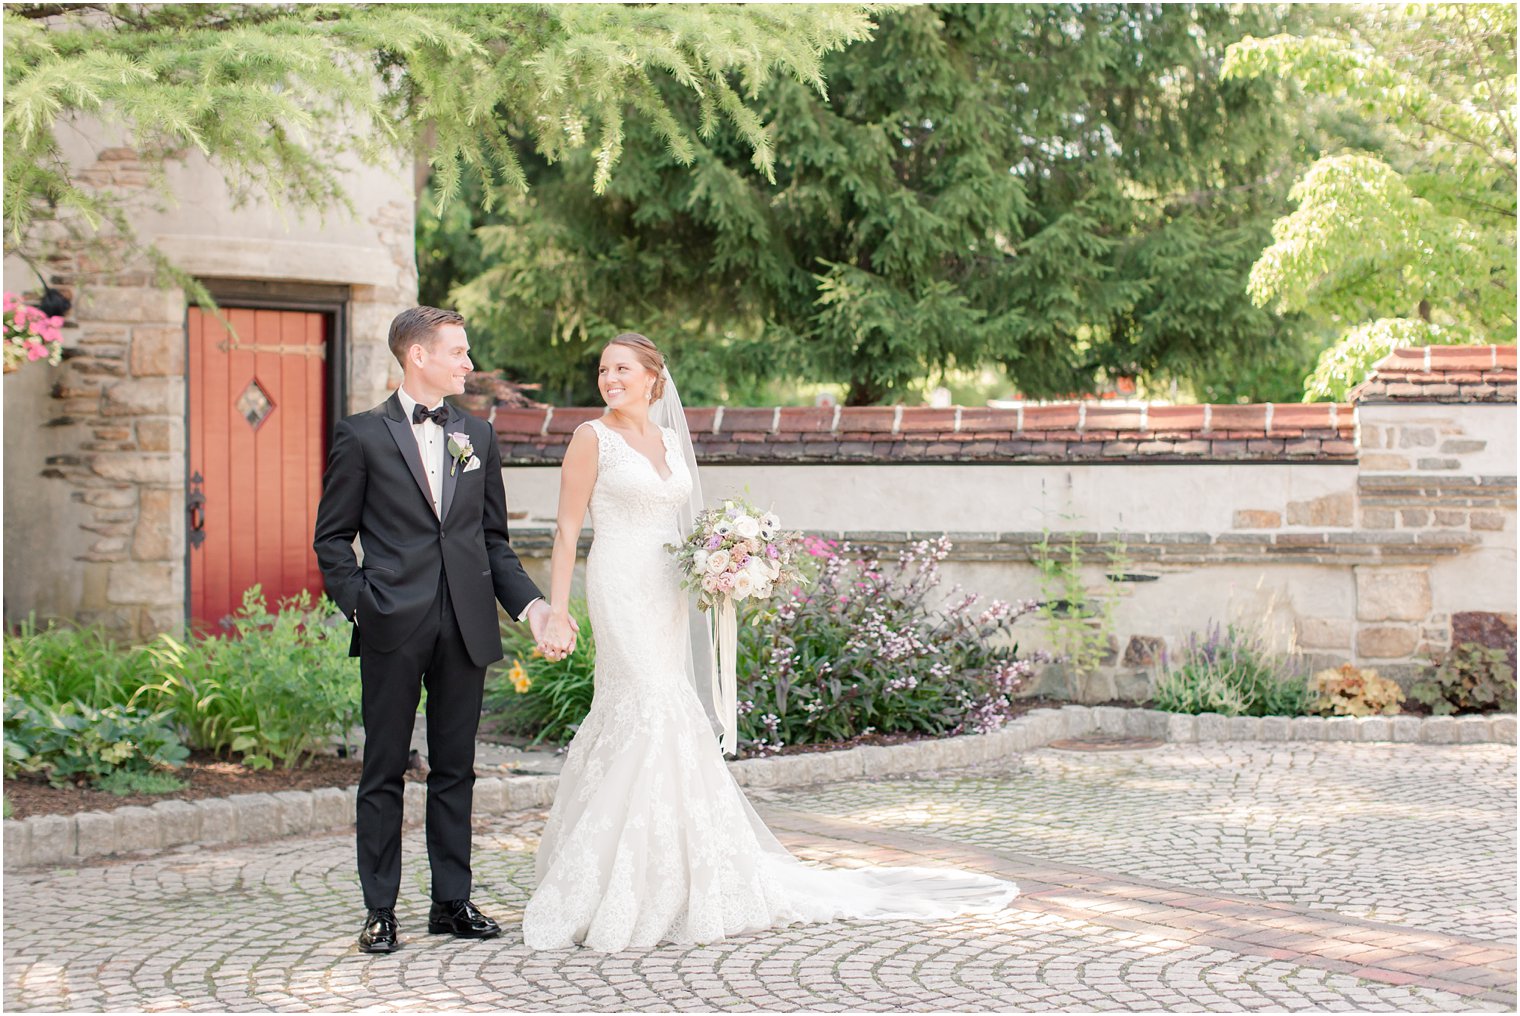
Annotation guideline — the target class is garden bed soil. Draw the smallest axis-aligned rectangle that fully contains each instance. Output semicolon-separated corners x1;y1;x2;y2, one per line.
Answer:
2;749;426;821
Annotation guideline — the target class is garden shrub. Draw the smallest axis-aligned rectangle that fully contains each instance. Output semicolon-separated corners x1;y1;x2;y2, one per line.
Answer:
135;587;359;769
4;697;188;788
2;618;155;708
1410;642;1517;715
488;540;1041;755
486;597;597;745
1152;621;1312;717
735;537;1040;753
1309;663;1404;716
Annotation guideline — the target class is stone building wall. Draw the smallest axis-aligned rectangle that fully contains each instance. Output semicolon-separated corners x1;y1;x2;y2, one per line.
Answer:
2;132;416;639
482;346;1517;699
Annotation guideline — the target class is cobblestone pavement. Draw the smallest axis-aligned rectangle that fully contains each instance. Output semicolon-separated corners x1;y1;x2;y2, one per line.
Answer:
5;742;1514;1012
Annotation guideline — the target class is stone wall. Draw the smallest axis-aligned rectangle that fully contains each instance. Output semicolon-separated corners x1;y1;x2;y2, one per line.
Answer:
481;346;1517;698
2;128;416;639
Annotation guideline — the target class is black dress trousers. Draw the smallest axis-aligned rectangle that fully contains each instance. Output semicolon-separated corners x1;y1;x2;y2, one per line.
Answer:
355;571;486;911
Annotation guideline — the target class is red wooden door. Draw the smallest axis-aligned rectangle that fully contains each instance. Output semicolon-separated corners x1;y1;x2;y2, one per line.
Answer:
187;307;327;629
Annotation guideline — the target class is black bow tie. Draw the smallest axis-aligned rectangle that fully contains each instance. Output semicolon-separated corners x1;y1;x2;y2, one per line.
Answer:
412;403;449;427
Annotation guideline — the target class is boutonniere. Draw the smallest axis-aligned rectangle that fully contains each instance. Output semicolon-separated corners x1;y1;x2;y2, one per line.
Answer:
447;431;474;476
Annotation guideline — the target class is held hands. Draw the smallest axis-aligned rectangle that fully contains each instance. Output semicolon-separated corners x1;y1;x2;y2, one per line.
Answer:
527;600;578;661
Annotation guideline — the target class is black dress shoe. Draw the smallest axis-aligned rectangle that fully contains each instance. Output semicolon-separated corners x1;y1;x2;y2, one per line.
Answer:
428;898;501;939
359;907;400;953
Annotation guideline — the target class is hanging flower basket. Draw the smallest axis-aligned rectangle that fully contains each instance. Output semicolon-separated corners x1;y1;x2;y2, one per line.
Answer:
3;291;65;373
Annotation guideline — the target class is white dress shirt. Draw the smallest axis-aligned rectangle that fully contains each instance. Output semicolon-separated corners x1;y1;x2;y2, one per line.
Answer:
396;385;445;518
393;385;541;624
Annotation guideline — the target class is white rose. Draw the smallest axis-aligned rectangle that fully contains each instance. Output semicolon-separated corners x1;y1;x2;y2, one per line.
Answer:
706;549;730;574
692;549;709;574
731;570;754;600
735;515;761;539
753;579;773;600
746;555;769;578
701;573;719;594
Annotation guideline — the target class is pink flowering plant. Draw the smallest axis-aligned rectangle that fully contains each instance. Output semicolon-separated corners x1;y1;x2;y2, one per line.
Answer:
732;536;1045;755
2;292;65;371
669;496;807;611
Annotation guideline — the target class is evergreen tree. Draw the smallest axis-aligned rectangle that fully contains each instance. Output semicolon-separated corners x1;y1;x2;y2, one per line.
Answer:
436;4;1325;405
4;3;874;274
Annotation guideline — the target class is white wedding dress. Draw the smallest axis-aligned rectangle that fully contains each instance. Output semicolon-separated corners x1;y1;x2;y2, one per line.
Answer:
520;417;1017;952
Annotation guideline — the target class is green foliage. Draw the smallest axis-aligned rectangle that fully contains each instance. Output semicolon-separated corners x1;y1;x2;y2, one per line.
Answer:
735;537;1039;752
433;4;1325;405
1303;317;1462;401
4;697;188;788
1152;622;1312;717
1410;642;1517;715
1308;663;1405;717
135;587;358;769
1031;530;1126;702
2;617;156;708
484;541;1041;753
94;768;188;797
1225;5;1516;399
5;3;874;276
485;597;597;746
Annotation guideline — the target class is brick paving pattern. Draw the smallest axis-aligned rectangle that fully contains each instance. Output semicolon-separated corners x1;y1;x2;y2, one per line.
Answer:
5;741;1514;1012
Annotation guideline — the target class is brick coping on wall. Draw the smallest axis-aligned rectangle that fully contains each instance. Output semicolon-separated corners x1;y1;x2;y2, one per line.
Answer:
476;345;1514;466
4;706;1513;870
1353;344;1518;404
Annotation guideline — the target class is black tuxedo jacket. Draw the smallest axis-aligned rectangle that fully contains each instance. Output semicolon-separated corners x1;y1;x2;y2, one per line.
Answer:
312;393;542;667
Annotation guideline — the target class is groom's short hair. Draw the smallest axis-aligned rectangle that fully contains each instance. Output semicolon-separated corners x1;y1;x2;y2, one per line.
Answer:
389;306;466;365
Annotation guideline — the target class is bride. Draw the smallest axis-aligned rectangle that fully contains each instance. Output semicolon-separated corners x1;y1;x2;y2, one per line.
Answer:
520;332;1017;952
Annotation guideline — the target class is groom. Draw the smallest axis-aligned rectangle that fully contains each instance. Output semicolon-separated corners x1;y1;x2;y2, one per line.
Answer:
314;306;570;953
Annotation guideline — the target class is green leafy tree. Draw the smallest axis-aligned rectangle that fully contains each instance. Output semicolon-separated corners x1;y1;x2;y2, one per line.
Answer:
1224;4;1516;400
3;3;874;276
435;4;1326;405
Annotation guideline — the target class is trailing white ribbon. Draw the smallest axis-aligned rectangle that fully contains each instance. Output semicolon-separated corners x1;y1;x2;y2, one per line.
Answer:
712;598;739;755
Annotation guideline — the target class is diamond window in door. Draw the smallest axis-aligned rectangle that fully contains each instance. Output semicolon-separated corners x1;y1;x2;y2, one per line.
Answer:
235;377;275;429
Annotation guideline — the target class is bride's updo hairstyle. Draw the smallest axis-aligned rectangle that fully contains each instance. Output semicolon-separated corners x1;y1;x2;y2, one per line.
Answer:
606;332;667;402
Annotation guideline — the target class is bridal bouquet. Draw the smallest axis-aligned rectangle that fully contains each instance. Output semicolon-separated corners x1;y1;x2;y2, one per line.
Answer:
672;498;806;608
670;497;806;753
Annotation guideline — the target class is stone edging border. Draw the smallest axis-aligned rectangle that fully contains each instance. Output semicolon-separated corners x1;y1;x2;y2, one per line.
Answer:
4;706;1514;871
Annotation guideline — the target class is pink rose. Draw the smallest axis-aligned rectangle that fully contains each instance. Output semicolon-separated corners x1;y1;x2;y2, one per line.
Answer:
24;340;47;361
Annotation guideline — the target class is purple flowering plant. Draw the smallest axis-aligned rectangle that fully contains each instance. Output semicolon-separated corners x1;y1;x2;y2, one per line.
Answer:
1151;620;1312;717
733;536;1044;754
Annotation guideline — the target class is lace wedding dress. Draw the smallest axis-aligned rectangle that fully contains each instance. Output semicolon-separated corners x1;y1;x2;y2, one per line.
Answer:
520;416;1017;952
